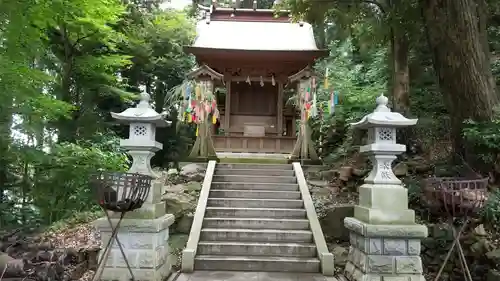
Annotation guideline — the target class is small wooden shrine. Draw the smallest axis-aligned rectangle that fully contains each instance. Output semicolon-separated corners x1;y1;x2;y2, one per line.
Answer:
183;3;327;159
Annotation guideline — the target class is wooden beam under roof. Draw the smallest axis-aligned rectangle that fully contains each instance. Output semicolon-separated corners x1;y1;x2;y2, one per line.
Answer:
186;64;224;81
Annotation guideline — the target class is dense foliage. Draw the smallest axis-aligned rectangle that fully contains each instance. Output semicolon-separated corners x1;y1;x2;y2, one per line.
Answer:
0;0;195;228
281;0;500;226
280;0;500;169
1;0;500;230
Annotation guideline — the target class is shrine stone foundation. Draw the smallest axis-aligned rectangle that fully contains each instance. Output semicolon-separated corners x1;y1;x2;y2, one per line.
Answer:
343;94;427;281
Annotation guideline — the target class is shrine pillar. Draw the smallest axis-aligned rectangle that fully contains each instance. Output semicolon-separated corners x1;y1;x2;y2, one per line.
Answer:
224;79;231;136
343;94;426;281
277;82;284;136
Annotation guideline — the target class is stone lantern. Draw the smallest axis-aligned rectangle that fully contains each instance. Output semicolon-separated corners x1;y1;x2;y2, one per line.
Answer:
111;91;171;177
343;94;427;281
93;91;175;281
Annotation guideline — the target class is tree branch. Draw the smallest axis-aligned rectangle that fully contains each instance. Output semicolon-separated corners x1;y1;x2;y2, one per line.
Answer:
71;31;99;49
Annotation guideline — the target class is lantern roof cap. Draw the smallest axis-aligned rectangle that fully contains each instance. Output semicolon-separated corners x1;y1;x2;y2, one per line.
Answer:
111;90;171;127
351;94;417;129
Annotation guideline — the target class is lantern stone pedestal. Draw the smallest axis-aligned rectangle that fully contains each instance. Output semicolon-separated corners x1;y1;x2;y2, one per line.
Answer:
343;95;427;281
93;92;175;281
93;214;175;281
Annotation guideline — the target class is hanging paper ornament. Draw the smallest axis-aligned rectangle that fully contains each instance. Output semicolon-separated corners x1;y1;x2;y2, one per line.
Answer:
187;113;192;123
328;92;335;115
195;107;201;122
212;114;217;124
305;102;311;110
311;91;318;118
212;100;217;110
195;84;201;99
185;83;191;100
195;126;199;136
324;68;329;89
328;91;340;115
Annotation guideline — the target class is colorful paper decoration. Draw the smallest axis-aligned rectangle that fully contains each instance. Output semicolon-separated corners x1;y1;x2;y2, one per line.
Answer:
324;68;329;89
328;90;340;115
301;77;318;120
178;80;220;126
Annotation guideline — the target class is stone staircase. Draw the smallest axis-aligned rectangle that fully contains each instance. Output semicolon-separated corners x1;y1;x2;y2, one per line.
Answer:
193;163;322;272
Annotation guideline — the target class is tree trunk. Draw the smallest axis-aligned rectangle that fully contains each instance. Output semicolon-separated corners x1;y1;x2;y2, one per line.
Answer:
421;0;498;157
57;25;76;143
390;28;412;146
391;30;410;116
57;59;75;143
0;105;11;227
316;20;326;49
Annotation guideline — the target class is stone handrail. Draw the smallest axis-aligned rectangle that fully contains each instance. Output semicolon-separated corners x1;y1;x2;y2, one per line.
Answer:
292;162;335;276
181;160;217;272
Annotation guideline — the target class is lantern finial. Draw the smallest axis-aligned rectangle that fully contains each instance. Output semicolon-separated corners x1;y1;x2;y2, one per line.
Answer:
375;94;390;112
138;91;151;109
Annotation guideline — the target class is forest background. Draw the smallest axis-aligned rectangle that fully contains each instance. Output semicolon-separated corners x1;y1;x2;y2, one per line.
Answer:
0;0;499;233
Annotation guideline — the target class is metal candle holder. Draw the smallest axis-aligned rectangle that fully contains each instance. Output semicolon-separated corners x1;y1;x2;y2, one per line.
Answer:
90;172;152;281
422;177;488;281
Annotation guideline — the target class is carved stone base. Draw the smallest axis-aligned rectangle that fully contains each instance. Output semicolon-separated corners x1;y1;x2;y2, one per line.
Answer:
128;150;158;177
343;217;427;281
355;185;415;225
94;214;175;281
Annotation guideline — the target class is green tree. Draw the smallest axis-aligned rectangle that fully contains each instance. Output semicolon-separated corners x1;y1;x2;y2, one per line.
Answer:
421;0;499;157
0;0;196;227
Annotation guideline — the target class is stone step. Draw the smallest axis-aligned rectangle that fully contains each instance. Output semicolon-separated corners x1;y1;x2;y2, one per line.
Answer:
202;217;310;230
200;228;313;243
197;241;317;257
209;189;301;200
207;198;303;209
211;182;299;191
215;168;295;177
212;175;297;184
194;255;320;272
205;207;307;219
217;163;293;170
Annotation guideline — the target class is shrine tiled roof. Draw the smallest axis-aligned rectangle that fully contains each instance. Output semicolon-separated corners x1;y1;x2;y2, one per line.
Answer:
191;19;321;51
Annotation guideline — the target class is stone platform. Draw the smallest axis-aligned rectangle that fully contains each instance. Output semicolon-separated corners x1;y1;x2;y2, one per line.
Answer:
216;152;290;159
174;271;339;281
